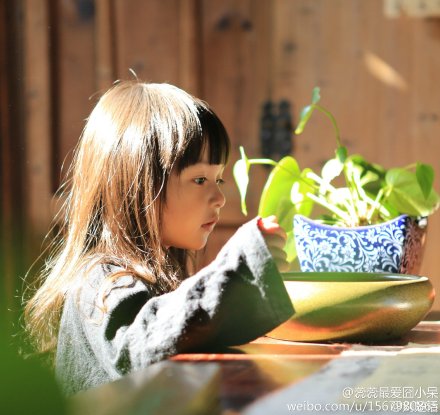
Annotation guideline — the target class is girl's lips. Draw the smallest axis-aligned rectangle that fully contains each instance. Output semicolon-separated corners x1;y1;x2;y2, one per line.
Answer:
201;219;218;231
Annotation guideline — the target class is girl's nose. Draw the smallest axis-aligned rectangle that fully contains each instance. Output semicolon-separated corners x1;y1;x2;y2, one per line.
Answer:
212;186;226;208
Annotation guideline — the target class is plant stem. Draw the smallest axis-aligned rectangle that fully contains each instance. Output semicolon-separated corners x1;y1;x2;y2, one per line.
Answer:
313;104;343;149
367;188;384;222
306;171;356;220
368;187;392;220
248;159;278;167
310;103;361;217
305;192;353;224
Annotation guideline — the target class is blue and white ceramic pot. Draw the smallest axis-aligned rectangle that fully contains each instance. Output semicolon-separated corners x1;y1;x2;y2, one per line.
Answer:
294;214;427;274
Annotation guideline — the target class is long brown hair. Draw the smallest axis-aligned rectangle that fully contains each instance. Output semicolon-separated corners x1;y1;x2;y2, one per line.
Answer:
24;81;230;356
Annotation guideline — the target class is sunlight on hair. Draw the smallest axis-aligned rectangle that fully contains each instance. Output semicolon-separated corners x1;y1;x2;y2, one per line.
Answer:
87;106;119;153
128;68;139;80
123;124;144;152
364;52;407;91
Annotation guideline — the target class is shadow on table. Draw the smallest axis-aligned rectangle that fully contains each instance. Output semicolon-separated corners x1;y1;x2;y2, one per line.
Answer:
69;360;222;415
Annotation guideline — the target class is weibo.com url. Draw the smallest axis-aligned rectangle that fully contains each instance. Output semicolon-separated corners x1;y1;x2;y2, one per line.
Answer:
287;401;376;413
286;400;439;413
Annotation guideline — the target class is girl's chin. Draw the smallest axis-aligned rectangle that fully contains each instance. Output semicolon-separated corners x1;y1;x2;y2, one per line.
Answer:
169;238;209;251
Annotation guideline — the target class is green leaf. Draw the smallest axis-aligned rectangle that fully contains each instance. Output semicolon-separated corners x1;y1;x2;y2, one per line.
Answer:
311;87;321;104
336;146;348;163
349;155;385;179
284;230;297;263
259;156;309;232
292;168;315;217
295;87;321;134
258;156;299;218
385;168;440;216
416;163;434;199
290;181;303;204
348;155;385;195
294;105;314;135
232;147;250;215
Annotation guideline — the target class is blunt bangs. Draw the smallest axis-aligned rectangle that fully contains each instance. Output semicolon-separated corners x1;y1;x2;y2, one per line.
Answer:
176;106;230;172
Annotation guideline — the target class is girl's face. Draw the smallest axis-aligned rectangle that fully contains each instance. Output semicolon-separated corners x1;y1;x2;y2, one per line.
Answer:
161;153;226;250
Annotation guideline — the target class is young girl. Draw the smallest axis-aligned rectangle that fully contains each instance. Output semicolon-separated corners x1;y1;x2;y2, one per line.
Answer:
24;80;293;396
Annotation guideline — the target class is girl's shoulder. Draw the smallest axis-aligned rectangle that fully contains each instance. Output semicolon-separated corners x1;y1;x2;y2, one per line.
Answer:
73;261;153;297
66;261;157;315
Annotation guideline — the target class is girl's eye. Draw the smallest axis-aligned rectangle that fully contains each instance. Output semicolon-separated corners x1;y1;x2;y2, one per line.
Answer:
194;177;207;185
216;178;226;185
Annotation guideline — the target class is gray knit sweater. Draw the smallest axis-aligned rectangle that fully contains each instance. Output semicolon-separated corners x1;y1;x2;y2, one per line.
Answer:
55;219;294;396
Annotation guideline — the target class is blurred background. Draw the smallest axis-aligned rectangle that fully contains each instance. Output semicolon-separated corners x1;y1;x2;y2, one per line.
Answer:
2;0;440;334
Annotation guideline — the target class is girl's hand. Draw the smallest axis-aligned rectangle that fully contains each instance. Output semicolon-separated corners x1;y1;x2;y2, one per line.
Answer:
257;215;289;272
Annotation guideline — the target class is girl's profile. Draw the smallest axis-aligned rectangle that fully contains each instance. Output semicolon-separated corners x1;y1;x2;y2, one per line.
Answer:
24;80;293;395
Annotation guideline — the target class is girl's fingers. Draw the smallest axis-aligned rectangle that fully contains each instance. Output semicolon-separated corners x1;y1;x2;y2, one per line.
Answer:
264;233;287;250
258;216;287;238
268;247;289;272
269;246;287;261
258;216;279;231
258;216;289;271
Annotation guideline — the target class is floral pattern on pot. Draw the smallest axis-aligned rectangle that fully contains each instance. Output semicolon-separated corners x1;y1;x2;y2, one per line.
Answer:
294;214;427;274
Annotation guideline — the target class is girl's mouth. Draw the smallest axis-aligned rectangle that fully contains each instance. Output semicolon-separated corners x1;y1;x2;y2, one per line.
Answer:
201;219;218;232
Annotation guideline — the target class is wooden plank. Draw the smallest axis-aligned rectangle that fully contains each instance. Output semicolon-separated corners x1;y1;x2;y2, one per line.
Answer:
23;0;52;238
56;0;96;185
271;0;367;169
178;0;202;96
95;0;116;91
113;0;181;82
0;0;31;321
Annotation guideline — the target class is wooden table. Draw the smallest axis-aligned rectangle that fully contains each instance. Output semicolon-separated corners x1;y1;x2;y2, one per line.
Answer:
70;313;440;415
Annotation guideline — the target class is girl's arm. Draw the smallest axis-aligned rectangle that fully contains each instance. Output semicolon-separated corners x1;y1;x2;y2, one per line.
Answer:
56;217;294;394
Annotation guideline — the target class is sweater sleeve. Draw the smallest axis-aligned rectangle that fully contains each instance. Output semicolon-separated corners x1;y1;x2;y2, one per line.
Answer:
57;218;294;391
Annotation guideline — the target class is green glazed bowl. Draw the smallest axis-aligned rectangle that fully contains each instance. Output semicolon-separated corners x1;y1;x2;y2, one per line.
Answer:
267;272;435;343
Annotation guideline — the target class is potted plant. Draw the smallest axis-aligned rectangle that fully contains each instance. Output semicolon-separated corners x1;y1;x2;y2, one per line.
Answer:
234;87;440;274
